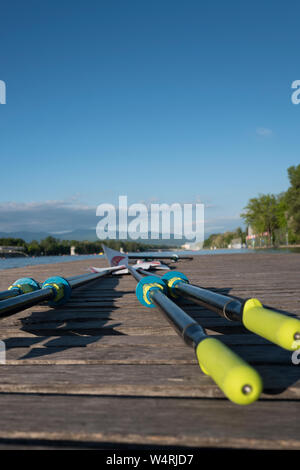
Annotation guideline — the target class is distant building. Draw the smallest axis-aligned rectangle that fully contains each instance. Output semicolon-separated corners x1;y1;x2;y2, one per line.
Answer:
0;246;25;252
228;238;242;249
181;242;203;251
181;243;191;250
246;226;270;248
0;246;26;257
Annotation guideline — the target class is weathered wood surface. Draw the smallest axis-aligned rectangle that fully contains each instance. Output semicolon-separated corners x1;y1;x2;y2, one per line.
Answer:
0;252;299;449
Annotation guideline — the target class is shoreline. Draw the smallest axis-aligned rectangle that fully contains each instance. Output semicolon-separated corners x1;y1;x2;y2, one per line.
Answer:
0;247;300;273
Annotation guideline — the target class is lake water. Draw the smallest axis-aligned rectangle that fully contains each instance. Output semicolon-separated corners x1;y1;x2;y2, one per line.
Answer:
0;254;105;271
0;247;298;271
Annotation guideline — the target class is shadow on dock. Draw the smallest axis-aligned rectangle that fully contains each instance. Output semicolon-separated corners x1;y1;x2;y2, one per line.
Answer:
5;275;128;359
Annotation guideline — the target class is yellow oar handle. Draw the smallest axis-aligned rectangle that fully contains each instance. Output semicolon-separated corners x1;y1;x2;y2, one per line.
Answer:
196;337;262;405
242;298;300;351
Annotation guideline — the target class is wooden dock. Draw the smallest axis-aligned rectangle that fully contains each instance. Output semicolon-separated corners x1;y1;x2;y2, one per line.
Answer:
0;252;299;450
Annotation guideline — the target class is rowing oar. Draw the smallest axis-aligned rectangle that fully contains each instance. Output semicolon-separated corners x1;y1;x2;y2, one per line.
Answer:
0;266;125;302
0;277;41;301
145;270;300;352
128;266;262;405
0;266;125;319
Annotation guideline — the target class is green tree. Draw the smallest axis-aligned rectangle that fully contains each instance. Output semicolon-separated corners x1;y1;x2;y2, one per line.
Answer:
235;227;247;244
0;237;26;247
203;228;246;249
241;194;280;244
39;236;59;255
27;240;41;256
285;164;300;235
276;192;288;228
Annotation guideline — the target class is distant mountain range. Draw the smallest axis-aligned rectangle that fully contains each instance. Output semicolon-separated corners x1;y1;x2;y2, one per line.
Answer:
0;230;98;242
0;229;191;246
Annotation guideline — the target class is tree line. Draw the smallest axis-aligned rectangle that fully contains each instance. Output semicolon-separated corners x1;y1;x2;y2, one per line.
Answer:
241;164;300;245
0;237;174;257
203;227;247;249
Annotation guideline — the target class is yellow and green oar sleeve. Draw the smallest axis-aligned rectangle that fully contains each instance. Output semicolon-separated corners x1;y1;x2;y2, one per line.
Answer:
242;298;300;351
196;337;263;405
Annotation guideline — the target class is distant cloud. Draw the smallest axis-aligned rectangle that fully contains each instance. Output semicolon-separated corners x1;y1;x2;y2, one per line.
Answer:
205;215;244;235
0;200;97;233
0;200;245;237
256;127;273;137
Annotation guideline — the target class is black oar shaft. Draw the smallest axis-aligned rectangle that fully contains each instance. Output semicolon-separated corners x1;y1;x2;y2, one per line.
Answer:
136;268;243;322
149;288;206;347
147;269;300;352
0;270;114;319
0;289;20;301
174;282;243;322
130;266;206;347
0;287;54;319
68;271;110;288
128;266;143;282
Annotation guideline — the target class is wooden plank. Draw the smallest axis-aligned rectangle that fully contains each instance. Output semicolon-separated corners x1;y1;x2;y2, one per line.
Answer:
0;364;298;399
1;343;293;365
2;333;271;348
0;394;298;449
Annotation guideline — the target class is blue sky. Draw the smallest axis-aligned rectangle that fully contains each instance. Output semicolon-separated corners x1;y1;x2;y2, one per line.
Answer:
0;0;299;236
